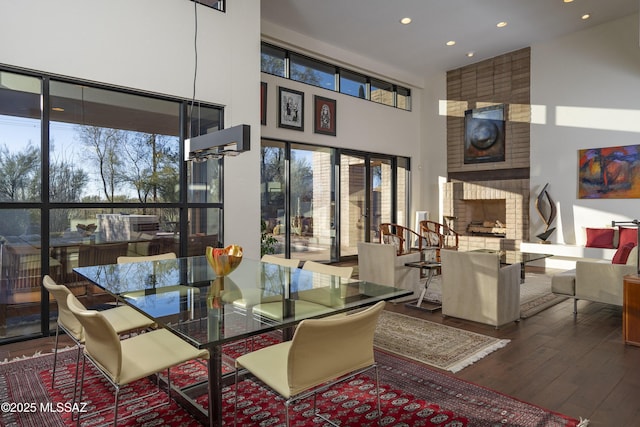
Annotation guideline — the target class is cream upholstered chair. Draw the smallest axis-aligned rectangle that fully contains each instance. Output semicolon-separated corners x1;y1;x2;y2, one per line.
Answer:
357;241;421;303
234;300;385;427
42;275;156;389
67;294;209;426
252;261;354;322
301;260;353;279
116;252;176;264
260;254;301;269
440;249;520;328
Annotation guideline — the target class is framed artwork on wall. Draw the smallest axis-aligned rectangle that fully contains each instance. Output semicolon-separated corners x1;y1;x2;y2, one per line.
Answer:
464;104;505;164
313;95;336;136
261;82;267;125
578;144;640;199
278;87;304;131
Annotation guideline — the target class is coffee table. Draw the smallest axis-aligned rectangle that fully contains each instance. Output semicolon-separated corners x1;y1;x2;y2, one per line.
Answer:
471;249;553;282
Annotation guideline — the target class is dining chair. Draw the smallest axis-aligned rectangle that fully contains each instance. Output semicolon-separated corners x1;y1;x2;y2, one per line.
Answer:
260;254;301;268
234;300;385;427
116;252;176;264
42;275;156;390
301;260;353;279
67;294;210;427
379;222;424;256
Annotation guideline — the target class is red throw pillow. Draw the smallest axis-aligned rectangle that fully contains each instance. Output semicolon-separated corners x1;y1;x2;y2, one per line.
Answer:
612;242;636;264
585;228;615;248
618;227;638;248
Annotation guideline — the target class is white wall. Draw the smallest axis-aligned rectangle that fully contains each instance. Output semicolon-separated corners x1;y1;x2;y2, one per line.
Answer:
531;14;640;245
0;0;261;257
419;74;448;223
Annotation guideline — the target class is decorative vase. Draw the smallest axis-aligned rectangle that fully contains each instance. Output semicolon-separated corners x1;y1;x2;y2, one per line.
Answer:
205;244;243;277
205;245;243;340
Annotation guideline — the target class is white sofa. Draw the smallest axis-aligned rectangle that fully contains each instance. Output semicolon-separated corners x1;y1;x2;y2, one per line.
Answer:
440;249;521;328
357;242;421;302
551;246;638;313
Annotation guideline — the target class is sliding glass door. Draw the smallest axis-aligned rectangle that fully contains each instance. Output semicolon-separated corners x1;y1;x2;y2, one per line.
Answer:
261;139;409;262
339;152;394;257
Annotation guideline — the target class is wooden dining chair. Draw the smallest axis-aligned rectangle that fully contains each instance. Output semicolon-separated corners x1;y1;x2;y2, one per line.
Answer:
379;223;424;256
234;300;385;426
67;294;210;426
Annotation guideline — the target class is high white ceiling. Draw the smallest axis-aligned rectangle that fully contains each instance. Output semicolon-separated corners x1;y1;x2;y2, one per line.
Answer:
261;0;639;83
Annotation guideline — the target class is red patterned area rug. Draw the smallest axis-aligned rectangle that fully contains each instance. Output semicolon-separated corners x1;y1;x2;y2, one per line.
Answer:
0;338;588;427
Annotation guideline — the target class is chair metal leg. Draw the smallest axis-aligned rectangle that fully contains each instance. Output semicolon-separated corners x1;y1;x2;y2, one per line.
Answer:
233;368;239;427
374;365;382;425
113;387;120;427
71;345;82;409
284;401;291;427
51;323;60;387
75;355;87;427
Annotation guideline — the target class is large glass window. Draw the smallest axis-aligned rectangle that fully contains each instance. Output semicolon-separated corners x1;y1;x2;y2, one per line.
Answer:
260;140;286;256
0;68;224;342
49;81;181;203
339;70;367;99
262;42;412;111
261;44;286;78
397;87;411;111
0;72;42;202
0;209;43;339
396;157;410;227
290;53;336;91
290;144;334;260
370;79;395;107
371;157;393;237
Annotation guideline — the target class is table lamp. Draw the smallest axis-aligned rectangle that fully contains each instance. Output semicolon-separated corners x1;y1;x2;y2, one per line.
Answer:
611;220;640;275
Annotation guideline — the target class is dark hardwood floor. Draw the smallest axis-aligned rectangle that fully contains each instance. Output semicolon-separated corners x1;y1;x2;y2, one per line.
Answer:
385;293;640;426
2;268;639;426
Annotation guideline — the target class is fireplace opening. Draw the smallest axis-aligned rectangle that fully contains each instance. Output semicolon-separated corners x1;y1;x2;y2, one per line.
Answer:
462;200;507;237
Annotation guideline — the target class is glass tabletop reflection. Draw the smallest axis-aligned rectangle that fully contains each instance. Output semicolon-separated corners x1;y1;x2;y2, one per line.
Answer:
73;256;411;350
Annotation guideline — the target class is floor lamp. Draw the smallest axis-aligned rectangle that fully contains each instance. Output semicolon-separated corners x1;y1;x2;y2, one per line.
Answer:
612;220;640;275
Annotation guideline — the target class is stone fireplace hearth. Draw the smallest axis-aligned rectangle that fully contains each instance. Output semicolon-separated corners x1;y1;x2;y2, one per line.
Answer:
443;179;529;251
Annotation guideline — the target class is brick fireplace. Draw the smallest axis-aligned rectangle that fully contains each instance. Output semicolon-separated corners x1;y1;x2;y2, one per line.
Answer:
442;179;530;251
444;47;531;252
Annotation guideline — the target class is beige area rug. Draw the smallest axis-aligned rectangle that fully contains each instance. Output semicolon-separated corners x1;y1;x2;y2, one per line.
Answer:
374;310;510;373
423;272;568;319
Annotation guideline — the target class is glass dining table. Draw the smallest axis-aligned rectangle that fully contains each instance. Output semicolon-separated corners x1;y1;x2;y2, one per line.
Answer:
73;256;412;427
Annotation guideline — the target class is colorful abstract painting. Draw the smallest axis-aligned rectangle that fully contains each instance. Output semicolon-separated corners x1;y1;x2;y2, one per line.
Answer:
578;144;640;199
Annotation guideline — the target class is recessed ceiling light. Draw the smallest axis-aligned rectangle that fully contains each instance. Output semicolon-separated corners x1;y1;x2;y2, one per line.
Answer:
496;21;508;28
400;17;412;25
582;13;591;20
446;40;456;46
467;52;475;57
564;0;574;3
51;107;64;112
